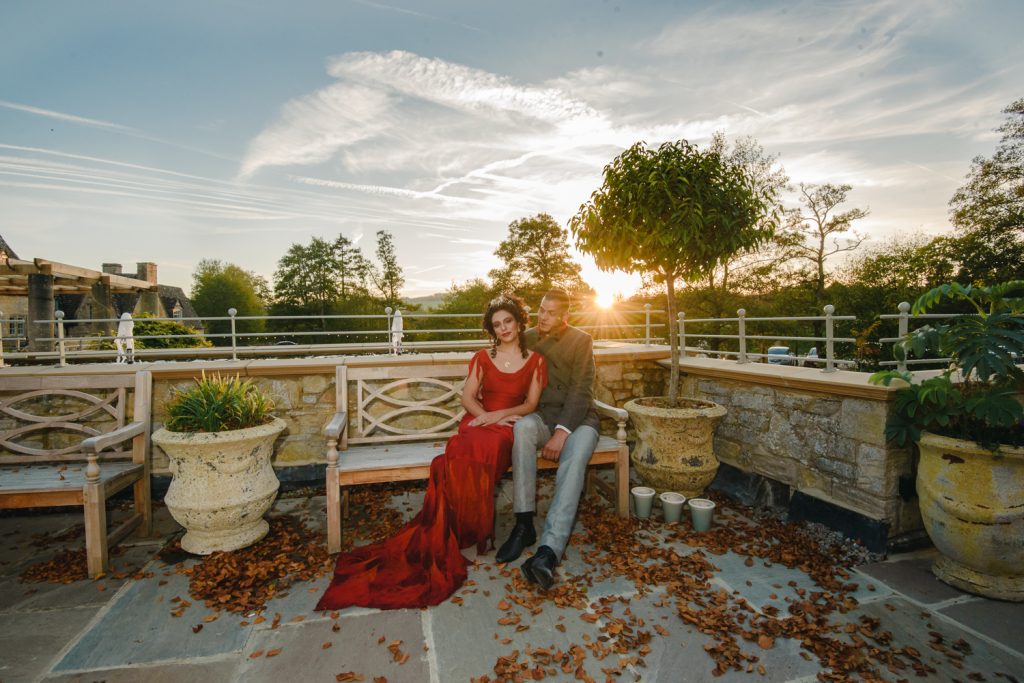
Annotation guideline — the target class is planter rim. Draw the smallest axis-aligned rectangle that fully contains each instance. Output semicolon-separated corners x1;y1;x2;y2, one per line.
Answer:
153;416;287;447
624;396;727;419
920;431;1024;459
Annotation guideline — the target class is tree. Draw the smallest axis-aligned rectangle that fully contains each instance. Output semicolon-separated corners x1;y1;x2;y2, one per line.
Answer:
950;98;1024;241
489;213;589;302
190;259;267;344
333;235;372;300
948;98;1024;284
570;139;782;404
273;238;340;314
369;230;405;309
781;183;868;314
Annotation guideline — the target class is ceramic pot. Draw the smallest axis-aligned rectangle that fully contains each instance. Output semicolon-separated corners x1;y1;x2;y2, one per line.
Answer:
625;397;727;497
153;417;286;555
917;432;1024;601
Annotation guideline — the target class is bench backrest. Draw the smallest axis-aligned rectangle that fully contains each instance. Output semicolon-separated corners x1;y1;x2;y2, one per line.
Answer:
337;362;470;449
0;371;152;464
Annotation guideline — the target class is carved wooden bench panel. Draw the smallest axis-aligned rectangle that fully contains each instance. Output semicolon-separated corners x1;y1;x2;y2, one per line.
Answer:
0;371;153;577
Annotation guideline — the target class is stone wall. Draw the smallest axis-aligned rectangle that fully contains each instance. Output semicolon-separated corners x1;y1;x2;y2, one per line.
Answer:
675;359;919;540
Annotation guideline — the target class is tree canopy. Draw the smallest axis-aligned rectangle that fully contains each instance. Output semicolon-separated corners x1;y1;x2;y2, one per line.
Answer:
190;259;267;343
489;213;589;302
570;139;782;403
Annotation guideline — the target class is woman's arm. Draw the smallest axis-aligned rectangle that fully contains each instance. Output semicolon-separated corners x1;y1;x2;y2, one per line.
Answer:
470;358;545;427
461;358;487;418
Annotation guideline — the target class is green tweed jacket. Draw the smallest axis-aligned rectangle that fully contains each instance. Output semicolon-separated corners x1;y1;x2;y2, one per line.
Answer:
524;325;600;433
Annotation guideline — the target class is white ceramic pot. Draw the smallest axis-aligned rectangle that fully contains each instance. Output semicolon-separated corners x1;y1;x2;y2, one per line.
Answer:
153;417;287;555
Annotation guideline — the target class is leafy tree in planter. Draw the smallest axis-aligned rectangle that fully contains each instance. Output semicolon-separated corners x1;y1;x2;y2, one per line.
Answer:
570;139;782;405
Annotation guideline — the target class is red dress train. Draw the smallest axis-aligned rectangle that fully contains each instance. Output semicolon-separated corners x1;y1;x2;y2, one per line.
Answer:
316;349;546;611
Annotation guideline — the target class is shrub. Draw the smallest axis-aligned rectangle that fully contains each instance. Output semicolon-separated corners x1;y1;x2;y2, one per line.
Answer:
165;373;274;433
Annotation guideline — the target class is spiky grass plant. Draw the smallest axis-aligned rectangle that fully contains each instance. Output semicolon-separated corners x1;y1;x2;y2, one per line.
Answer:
165;373;275;433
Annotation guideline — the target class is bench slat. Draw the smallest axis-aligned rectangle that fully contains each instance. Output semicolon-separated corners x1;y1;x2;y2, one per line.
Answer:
0;461;143;494
336;435;622;474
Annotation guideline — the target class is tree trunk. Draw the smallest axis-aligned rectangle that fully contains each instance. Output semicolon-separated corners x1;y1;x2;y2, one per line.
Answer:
666;276;679;406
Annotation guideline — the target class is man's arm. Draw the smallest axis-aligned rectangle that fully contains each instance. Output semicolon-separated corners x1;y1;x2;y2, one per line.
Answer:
554;333;595;432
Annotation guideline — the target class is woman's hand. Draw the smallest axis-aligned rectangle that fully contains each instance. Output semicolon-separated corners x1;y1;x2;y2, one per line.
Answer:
469;411;503;427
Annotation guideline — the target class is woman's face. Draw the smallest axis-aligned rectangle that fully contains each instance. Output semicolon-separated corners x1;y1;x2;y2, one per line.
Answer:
491;309;519;344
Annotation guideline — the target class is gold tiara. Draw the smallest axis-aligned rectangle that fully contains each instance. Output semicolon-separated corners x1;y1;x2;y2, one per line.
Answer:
489;293;516;307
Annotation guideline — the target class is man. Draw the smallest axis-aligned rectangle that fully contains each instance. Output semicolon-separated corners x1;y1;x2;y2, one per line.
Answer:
495;289;600;591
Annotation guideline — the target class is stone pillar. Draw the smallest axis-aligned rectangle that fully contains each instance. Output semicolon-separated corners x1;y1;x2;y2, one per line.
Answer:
27;273;55;352
89;281;117;336
135;262;161;316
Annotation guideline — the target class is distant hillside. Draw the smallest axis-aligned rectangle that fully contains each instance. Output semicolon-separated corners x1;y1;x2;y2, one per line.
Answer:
403;292;446;311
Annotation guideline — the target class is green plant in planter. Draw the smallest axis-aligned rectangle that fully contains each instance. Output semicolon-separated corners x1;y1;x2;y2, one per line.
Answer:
869;281;1024;450
165;373;275;433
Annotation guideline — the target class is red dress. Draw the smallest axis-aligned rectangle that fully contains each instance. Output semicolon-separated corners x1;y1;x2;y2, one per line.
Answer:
316;349;547;611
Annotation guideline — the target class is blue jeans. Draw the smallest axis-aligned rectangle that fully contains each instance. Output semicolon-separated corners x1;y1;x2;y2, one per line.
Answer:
511;413;600;559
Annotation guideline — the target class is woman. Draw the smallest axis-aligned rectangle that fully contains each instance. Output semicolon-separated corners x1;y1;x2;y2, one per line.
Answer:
316;294;546;611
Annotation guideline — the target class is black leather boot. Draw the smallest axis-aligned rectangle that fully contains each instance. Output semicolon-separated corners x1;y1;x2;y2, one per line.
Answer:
521;545;557;591
496;512;536;563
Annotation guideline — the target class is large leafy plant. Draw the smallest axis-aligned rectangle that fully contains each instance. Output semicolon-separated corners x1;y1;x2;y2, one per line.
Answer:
870;281;1024;449
165;373;275;433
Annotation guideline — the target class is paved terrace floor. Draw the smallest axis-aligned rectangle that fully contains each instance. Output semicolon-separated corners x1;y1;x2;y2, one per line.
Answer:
1;475;1022;683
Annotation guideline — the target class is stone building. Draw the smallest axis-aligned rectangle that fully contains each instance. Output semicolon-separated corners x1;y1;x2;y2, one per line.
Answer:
0;235;198;351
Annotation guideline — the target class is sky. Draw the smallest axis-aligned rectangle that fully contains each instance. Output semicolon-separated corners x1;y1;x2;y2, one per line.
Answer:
1;0;1022;302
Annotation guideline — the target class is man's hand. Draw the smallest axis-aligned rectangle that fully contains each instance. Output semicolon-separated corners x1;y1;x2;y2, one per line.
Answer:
540;430;568;462
497;415;521;427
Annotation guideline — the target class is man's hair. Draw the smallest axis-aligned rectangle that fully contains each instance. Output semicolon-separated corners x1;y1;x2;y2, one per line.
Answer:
542;289;571;311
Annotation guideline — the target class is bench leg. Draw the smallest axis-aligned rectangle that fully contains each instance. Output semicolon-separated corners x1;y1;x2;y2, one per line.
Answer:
585;468;597;499
615;443;629;518
327;467;341;554
84;483;108;578
134;474;153;537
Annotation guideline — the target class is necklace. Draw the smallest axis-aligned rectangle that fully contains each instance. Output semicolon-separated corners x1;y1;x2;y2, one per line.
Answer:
503;360;512;369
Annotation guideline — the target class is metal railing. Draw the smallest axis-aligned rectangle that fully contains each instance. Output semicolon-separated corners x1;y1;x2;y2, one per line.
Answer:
678;305;857;373
878;302;968;372
15;305;668;366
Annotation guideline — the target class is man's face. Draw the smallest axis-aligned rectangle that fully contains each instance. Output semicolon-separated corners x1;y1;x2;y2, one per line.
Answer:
536;297;568;334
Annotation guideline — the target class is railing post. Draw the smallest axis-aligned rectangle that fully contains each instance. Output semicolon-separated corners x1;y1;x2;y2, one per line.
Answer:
823;304;836;373
677;311;685;356
56;310;66;367
737;309;747;364
644;304;652;346
385;306;393;348
897;301;910;373
0;311;5;368
228;308;238;361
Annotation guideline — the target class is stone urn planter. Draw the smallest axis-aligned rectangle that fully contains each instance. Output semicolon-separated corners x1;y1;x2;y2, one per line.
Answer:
625;397;728;497
153;417;287;555
917;432;1024;601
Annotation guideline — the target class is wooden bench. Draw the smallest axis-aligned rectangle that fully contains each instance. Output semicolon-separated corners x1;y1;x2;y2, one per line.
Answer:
0;371;153;577
323;359;629;553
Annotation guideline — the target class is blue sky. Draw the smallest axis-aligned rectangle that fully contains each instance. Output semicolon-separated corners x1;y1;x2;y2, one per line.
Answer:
1;0;1022;300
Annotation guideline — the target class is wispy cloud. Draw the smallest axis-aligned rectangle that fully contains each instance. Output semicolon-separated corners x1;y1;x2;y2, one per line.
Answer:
352;0;485;33
0;99;130;131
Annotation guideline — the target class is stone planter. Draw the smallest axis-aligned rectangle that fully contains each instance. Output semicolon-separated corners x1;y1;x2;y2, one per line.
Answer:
917;431;1024;601
152;417;287;555
625;397;727;497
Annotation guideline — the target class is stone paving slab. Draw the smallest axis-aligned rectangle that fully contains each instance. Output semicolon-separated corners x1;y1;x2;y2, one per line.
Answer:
41;656;239;682
237;609;429;682
855;552;966;604
0;544;162;613
52;562;254;672
832;596;1024;680
938;596;1024;655
0;605;101;683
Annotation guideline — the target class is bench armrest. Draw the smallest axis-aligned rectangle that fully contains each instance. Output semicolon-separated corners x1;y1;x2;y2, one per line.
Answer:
592;399;628;423
81;421;146;454
324;411;348;440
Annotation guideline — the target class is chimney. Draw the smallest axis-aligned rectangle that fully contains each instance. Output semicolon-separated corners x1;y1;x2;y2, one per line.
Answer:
102;263;123;275
136;262;158;284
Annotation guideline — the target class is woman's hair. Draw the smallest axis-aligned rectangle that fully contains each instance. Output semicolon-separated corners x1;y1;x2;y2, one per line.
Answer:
483;292;529;358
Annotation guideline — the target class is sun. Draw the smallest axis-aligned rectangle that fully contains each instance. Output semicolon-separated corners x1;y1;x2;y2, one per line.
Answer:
595;289;617;309
588;270;643;309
